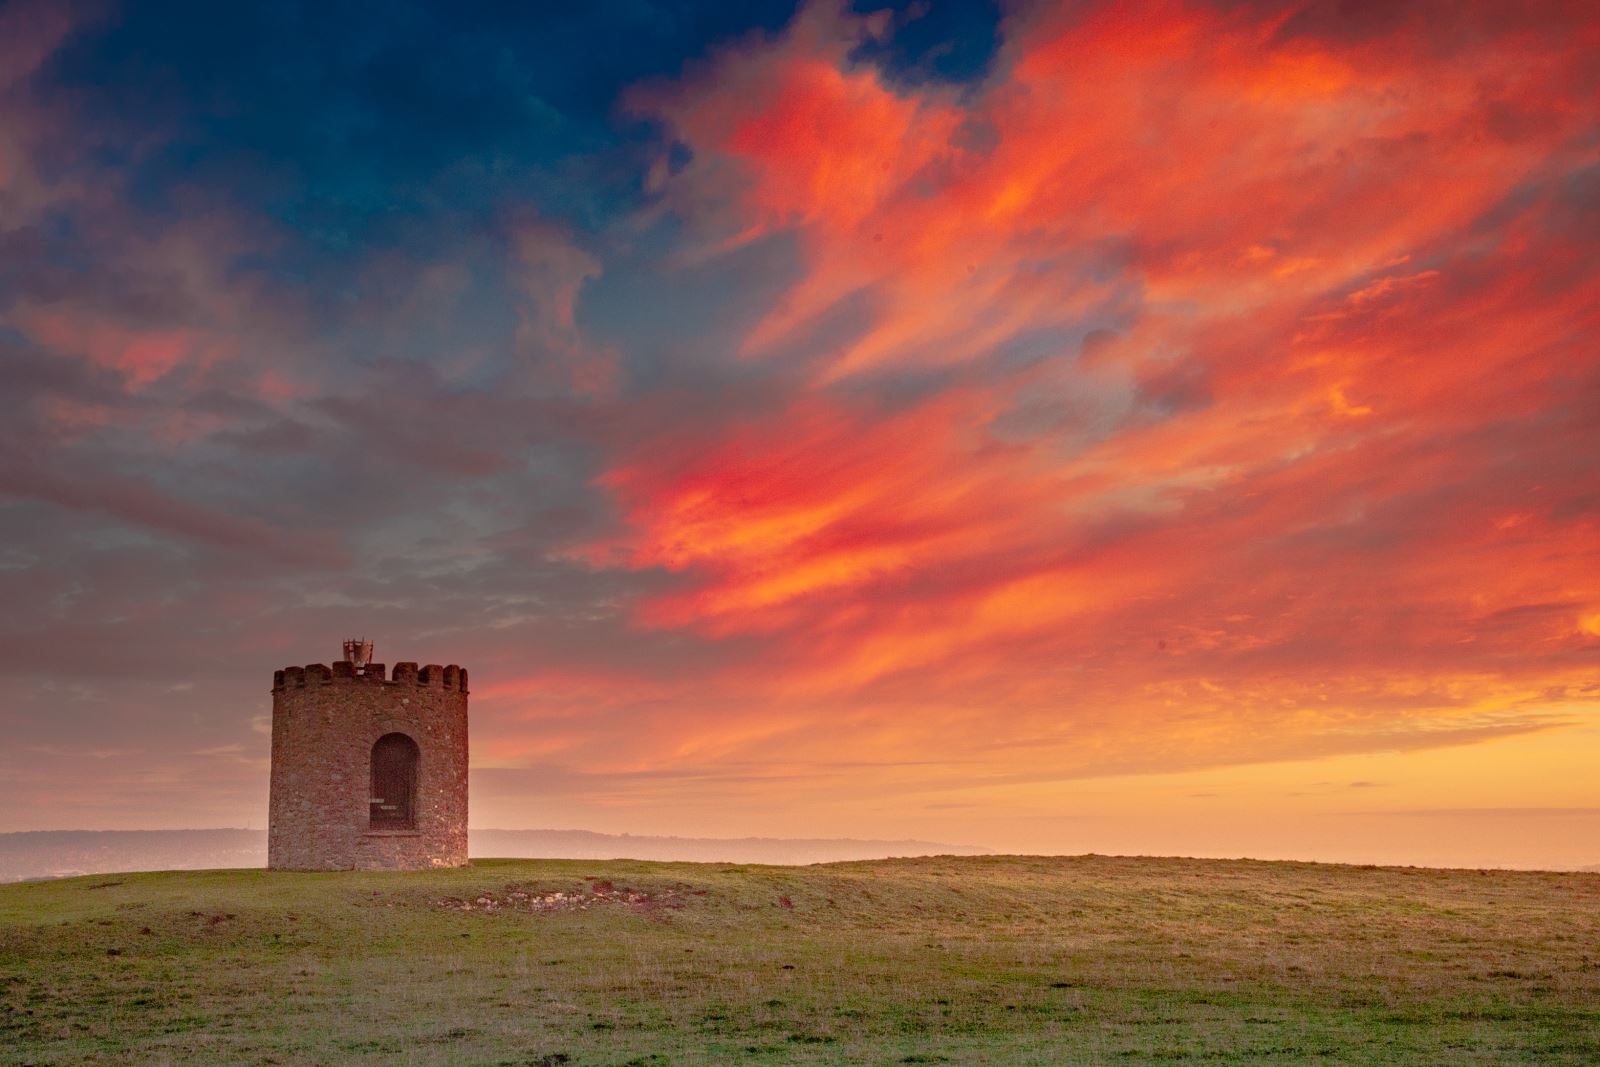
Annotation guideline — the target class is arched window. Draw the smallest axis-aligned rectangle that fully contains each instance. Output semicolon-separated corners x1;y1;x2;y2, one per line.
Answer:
369;733;419;830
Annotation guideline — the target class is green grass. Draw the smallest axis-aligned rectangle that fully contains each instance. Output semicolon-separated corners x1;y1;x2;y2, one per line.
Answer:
3;855;1598;1064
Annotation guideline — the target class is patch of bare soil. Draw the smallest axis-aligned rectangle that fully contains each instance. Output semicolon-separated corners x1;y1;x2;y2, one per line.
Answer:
434;877;705;918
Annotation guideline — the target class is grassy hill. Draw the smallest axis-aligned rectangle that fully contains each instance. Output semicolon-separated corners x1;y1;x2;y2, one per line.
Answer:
2;855;1597;1065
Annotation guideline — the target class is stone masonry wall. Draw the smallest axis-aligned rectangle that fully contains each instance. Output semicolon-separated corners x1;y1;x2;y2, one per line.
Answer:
268;660;469;871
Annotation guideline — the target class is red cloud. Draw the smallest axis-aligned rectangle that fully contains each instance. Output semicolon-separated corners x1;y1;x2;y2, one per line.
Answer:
585;0;1600;772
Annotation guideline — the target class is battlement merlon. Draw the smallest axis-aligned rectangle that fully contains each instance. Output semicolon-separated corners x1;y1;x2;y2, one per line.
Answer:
271;660;466;692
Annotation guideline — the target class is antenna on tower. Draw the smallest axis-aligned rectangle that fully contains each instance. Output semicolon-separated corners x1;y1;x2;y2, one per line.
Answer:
342;638;374;668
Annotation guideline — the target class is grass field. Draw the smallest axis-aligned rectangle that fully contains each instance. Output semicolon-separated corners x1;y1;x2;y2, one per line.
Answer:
2;855;1598;1065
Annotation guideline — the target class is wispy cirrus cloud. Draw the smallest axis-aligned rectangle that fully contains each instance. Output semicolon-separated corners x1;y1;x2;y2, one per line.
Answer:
586;0;1600;767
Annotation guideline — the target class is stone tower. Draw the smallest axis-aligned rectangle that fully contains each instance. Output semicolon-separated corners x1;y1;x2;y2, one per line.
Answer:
268;641;469;870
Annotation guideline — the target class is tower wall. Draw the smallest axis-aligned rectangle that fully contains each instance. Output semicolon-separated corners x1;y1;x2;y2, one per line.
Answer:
268;659;469;871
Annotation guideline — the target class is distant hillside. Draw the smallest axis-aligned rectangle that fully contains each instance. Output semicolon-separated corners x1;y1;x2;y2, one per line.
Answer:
471;828;989;865
0;829;266;883
0;828;987;882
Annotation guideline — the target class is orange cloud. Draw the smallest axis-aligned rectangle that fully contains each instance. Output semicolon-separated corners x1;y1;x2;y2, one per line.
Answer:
581;0;1600;787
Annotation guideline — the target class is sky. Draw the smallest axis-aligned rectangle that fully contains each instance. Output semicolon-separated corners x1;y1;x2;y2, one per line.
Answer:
1;0;1597;868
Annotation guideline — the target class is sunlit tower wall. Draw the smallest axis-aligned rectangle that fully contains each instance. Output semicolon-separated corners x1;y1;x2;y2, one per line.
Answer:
268;641;469;871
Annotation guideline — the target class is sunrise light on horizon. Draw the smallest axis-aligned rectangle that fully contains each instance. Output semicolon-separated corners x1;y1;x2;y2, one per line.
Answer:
2;0;1597;869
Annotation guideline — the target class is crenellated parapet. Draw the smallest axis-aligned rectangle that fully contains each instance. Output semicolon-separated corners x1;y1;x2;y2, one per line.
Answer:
273;659;467;692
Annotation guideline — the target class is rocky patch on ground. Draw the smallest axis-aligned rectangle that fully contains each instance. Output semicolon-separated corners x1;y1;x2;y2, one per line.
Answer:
434;877;704;917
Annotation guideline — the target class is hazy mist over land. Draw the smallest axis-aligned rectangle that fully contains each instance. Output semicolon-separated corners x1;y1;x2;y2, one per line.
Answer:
0;829;989;883
6;826;1595;885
